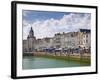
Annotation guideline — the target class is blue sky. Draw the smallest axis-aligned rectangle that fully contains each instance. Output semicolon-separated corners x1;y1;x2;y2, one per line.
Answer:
23;10;71;23
23;10;91;39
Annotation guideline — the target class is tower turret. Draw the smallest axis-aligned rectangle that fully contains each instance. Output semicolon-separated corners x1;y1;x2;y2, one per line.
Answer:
27;27;35;39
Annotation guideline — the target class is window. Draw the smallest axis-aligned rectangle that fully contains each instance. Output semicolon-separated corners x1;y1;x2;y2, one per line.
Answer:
84;40;85;43
86;40;88;43
86;34;88;38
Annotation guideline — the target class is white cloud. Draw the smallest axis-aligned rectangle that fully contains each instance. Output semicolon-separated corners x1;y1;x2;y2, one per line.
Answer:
23;20;31;39
23;11;30;17
23;13;91;39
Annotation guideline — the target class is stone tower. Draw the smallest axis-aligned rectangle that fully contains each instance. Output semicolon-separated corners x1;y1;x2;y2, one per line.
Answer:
27;27;36;52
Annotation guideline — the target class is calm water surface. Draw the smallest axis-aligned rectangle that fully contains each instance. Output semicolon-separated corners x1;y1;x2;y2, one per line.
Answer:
23;56;89;69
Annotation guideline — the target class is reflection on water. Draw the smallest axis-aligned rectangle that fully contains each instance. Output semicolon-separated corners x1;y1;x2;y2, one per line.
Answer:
22;56;90;69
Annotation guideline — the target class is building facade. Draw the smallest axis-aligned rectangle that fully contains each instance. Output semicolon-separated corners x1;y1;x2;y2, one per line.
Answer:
23;27;36;52
78;29;91;49
23;27;91;52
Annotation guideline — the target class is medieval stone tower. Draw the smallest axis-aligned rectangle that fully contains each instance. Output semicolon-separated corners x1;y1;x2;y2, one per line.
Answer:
27;27;36;52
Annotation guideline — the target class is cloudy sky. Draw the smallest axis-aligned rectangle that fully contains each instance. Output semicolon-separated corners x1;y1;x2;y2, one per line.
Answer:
23;10;91;40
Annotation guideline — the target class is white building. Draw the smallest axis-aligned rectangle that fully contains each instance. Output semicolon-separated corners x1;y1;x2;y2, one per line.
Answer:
53;33;62;48
23;27;91;52
78;29;91;49
63;32;79;49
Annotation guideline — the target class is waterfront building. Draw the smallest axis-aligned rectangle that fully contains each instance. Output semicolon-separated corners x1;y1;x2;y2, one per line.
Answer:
23;40;28;52
78;29;91;49
53;33;62;48
64;32;79;49
23;27;36;52
43;37;54;48
23;27;91;53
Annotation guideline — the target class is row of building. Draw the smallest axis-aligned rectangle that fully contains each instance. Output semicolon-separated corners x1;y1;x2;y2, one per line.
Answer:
23;27;91;52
